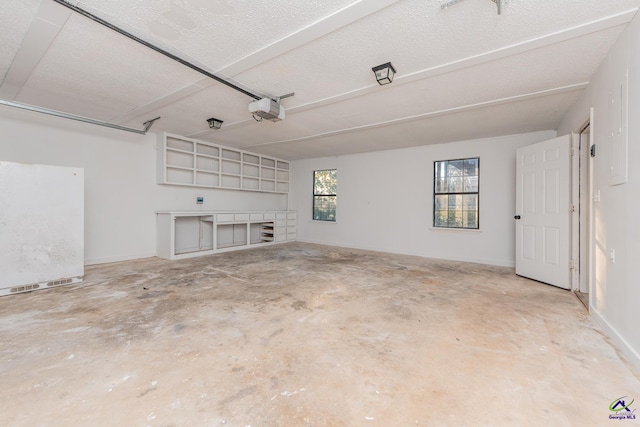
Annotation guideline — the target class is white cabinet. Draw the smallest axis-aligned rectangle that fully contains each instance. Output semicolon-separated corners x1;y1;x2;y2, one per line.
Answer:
156;213;217;259
157;133;290;193
156;211;297;260
287;211;297;241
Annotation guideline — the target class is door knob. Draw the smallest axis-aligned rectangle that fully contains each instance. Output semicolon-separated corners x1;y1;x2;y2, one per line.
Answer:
514;215;521;220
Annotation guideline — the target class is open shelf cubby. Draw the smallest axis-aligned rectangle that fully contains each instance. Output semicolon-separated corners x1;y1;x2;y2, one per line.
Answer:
158;132;290;193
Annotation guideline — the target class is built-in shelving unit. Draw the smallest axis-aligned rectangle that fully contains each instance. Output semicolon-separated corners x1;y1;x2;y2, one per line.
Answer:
260;223;275;243
158;132;290;193
156;211;297;260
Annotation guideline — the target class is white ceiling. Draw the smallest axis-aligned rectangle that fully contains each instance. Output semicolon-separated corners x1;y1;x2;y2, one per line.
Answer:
1;0;638;160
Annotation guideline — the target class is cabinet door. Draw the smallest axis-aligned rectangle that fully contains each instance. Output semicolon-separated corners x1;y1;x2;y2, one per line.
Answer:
217;213;234;223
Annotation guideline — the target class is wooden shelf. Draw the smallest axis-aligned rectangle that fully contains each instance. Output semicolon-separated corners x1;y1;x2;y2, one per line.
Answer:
157;132;290;193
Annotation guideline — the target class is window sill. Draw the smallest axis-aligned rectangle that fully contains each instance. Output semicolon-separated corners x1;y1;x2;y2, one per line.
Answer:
429;227;482;233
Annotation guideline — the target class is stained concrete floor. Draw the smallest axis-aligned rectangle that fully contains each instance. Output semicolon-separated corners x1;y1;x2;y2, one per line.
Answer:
1;242;639;427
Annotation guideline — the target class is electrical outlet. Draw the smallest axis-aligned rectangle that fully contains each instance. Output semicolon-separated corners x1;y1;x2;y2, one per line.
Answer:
196;196;204;204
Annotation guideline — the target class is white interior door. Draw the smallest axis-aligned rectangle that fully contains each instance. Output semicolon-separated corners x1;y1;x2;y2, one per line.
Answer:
515;135;571;289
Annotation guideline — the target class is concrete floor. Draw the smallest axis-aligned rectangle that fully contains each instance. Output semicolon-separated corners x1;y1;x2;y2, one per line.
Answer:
1;242;639;426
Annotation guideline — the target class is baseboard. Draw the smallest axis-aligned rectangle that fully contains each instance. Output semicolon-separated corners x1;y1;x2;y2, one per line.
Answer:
295;238;515;268
590;305;640;374
85;253;156;266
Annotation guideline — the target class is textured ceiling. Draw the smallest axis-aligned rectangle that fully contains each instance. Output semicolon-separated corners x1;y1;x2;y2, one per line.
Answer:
1;0;639;160
0;0;41;83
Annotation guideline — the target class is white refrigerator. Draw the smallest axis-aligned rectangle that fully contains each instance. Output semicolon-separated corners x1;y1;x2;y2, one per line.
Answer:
0;161;84;296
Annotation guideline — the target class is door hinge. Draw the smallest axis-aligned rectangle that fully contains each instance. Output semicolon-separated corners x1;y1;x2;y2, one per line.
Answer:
570;204;576;213
570;259;577;271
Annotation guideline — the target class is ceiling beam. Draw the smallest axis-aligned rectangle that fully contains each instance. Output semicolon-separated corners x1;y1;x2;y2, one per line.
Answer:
218;0;402;77
111;0;402;125
240;82;589;149
286;8;638;114
53;0;267;101
186;7;637;140
0;1;73;99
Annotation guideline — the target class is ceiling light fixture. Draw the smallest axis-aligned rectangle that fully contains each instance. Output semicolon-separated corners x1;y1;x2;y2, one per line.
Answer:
206;117;223;129
372;62;396;85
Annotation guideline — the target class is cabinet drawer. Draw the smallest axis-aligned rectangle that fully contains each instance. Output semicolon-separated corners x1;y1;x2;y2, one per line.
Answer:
264;213;276;220
275;226;286;235
250;213;263;221
276;213;287;219
216;213;234;222
287;232;296;240
275;234;287;242
235;213;250;221
286;226;296;234
276;220;286;227
287;212;297;220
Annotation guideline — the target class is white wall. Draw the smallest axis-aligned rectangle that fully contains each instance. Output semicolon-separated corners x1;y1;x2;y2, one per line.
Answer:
0;107;287;265
291;131;556;267
557;13;640;369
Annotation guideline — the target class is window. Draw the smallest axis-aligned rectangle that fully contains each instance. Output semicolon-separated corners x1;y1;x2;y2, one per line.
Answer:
434;158;479;229
313;169;337;221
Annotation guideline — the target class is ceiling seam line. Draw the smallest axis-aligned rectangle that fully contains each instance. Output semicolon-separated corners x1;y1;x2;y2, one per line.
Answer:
187;7;636;137
109;0;402;126
107;79;210;123
0;5;71;100
51;0;265;101
284;8;638;115
217;0;402;76
189;74;592;139
115;5;636;129
239;82;589;149
11;17;67;101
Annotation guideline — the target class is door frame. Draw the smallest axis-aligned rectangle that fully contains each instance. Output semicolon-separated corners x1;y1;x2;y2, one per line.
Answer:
570;108;594;308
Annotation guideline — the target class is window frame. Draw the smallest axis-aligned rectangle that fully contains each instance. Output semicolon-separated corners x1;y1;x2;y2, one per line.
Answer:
433;157;480;230
312;169;337;222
